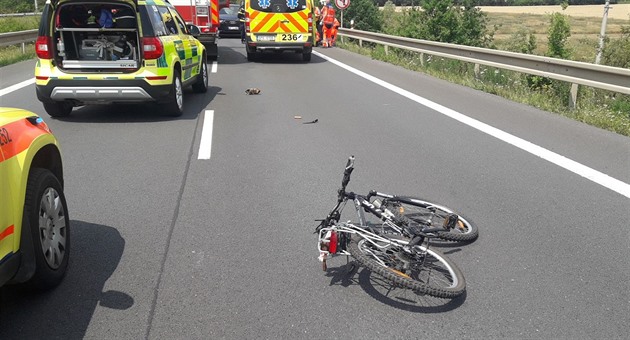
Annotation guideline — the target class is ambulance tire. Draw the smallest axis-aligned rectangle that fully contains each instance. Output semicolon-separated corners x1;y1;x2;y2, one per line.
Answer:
246;45;256;61
192;57;208;93
302;52;311;62
23;168;70;291
43;101;73;118
164;70;184;117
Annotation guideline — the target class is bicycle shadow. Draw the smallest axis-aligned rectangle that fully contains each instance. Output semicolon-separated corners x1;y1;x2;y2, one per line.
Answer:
325;261;466;312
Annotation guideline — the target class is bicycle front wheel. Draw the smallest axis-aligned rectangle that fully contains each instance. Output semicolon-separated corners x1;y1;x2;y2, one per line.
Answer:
348;237;466;298
383;197;479;242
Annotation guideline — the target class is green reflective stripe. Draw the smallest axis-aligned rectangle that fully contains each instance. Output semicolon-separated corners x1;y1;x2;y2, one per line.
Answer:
157;55;168;68
174;40;185;60
73;77;88;80
191;45;198;57
104;77;119;80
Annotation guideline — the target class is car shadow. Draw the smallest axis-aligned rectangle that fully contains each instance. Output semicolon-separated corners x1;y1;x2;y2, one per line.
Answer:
216;44;327;65
52;85;221;123
0;220;128;339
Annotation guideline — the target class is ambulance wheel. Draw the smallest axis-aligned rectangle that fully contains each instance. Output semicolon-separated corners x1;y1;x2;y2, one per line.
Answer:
192;57;208;93
164;70;184;117
302;52;311;62
43;101;73;118
23;168;70;291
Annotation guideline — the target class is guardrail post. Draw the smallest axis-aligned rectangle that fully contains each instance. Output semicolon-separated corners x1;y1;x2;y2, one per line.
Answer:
474;63;480;79
569;84;579;109
359;39;362;48
21;42;25;53
385;45;388;55
420;53;424;67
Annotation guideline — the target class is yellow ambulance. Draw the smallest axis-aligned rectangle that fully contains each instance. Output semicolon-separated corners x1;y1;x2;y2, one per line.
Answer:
242;0;315;62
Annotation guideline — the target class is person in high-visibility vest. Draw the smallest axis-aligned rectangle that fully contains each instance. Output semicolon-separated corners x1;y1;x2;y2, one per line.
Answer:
238;5;246;43
330;18;340;47
314;1;323;46
321;0;336;48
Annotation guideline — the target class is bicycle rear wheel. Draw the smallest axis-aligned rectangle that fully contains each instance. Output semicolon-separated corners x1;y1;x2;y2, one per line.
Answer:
348;237;466;298
382;197;478;242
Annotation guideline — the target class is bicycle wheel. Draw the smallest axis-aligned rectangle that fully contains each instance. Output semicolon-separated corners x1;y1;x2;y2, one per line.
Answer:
383;197;479;242
348;237;466;298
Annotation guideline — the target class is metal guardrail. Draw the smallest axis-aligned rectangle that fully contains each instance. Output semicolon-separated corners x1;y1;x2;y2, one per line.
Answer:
338;28;630;98
2;28;629;98
0;29;38;47
0;12;40;18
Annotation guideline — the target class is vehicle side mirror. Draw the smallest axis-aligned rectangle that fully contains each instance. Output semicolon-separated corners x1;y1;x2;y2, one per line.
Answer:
187;24;200;37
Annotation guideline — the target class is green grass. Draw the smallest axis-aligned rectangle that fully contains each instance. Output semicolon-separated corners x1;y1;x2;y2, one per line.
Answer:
0;43;36;67
0;16;40;33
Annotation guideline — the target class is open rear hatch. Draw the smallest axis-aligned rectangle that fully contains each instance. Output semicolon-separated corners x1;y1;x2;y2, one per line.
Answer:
52;0;141;71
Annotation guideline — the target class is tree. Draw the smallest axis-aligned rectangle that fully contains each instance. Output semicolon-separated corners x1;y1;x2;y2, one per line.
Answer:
395;0;494;47
547;12;571;58
342;0;383;32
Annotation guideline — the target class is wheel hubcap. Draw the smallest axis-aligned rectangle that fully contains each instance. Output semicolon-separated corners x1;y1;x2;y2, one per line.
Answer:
175;77;183;110
38;187;67;269
203;64;208;87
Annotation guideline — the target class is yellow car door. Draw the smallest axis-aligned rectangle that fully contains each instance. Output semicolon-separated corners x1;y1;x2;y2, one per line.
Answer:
0;119;15;266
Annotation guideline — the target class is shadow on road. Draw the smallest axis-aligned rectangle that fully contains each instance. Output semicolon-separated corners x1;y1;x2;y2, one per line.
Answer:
325;261;466;312
0;220;129;339
51;85;221;123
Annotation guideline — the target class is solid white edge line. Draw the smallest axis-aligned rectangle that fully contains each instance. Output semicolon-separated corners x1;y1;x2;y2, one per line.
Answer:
0;78;35;97
198;110;214;160
313;51;630;199
211;61;218;73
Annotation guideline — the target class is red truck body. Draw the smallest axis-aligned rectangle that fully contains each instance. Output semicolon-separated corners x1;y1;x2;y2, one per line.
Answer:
169;0;231;59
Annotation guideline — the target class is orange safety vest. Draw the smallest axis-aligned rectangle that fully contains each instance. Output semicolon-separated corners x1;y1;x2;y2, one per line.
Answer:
322;6;335;26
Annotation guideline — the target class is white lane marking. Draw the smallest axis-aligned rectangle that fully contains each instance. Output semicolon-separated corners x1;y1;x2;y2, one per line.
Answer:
211;61;218;73
198;110;215;160
0;78;35;97
314;51;630;199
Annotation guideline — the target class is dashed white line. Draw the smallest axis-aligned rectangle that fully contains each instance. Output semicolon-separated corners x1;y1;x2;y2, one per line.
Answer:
314;51;630;199
198;110;214;160
211;61;218;73
0;78;34;97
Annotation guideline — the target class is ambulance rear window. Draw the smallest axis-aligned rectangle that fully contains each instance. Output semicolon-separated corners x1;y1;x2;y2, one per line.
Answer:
250;0;308;13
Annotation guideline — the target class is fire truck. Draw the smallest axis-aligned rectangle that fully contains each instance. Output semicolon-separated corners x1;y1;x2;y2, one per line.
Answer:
169;0;230;60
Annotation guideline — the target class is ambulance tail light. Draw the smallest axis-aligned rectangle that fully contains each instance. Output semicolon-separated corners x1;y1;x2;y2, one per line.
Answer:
245;12;250;33
307;12;312;33
36;36;53;59
142;37;163;59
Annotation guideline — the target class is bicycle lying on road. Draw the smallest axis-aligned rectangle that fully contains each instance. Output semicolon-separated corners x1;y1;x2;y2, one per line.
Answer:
315;156;477;299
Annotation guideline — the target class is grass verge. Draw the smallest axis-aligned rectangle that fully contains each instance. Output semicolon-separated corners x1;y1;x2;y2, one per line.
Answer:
0;43;36;67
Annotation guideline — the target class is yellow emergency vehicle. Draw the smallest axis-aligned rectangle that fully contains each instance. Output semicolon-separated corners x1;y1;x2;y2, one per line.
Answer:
35;0;208;117
0;107;69;290
243;0;316;62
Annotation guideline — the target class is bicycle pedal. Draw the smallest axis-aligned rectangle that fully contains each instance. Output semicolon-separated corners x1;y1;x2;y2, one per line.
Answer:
444;213;459;230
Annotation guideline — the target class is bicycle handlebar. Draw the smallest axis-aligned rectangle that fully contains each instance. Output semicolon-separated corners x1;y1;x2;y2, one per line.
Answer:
341;155;355;189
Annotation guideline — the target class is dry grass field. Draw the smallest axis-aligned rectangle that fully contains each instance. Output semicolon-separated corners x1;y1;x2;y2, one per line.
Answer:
479;4;630;20
479;5;630;61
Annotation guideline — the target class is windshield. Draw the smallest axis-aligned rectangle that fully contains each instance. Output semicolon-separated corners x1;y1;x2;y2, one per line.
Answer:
250;0;308;13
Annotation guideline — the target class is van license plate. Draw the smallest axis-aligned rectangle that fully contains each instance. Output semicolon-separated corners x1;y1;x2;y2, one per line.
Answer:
256;35;276;41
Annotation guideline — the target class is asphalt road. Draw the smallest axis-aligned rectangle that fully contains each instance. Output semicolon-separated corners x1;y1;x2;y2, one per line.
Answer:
1;38;629;339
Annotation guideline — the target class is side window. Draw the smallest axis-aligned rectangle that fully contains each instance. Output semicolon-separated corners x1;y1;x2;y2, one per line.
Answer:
157;6;178;35
169;8;188;35
143;5;167;36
